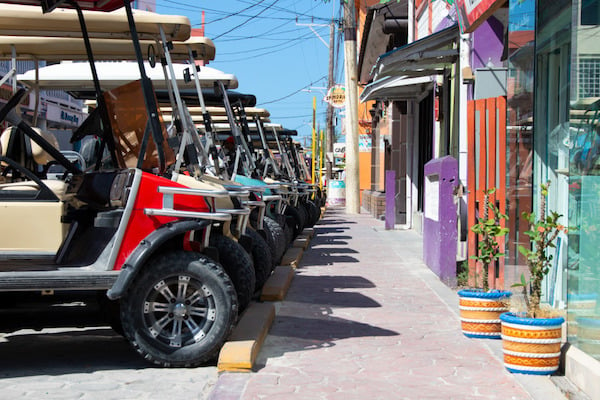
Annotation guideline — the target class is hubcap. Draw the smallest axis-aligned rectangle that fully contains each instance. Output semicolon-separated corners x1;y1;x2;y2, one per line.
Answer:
143;275;216;348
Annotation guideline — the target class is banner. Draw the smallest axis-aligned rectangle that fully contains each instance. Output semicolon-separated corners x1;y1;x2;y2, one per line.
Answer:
455;0;506;33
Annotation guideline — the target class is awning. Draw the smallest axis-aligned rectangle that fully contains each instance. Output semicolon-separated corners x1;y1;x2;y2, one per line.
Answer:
360;75;433;103
371;24;459;81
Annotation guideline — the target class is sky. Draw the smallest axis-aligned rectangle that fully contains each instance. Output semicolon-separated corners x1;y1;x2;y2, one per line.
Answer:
154;0;343;147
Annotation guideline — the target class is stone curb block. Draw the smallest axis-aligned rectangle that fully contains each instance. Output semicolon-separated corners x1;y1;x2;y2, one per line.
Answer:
292;237;310;250
260;266;295;301
280;247;303;268
302;227;315;238
217;302;275;372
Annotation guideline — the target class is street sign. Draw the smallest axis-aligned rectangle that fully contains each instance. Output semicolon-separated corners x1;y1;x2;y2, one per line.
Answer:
324;85;346;109
333;142;345;158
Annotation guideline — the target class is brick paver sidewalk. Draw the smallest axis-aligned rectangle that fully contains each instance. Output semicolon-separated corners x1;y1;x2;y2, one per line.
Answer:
210;208;567;400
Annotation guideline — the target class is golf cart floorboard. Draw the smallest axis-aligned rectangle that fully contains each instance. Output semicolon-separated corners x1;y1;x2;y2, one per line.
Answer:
0;270;120;291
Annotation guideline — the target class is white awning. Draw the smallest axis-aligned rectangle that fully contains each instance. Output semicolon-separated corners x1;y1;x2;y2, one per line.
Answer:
360;75;433;103
370;24;459;81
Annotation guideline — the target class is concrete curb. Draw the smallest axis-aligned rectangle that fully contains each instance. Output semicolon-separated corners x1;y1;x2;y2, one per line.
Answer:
280;247;303;268
216;216;319;372
260;266;295;301
217;302;276;372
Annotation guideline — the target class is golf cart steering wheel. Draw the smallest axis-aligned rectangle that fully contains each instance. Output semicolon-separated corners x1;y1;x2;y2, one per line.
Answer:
0;88;27;124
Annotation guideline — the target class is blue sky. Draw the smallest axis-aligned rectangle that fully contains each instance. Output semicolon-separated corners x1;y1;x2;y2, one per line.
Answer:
155;0;343;146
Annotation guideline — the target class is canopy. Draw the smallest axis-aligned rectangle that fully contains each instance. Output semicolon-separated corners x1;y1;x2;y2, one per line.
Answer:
0;0;130;12
0;4;190;41
161;106;270;118
371;24;459;81
360;75;433;103
0;36;215;62
18;62;238;91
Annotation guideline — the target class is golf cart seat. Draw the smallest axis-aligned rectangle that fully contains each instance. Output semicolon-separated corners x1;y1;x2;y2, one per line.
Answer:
0;126;70;200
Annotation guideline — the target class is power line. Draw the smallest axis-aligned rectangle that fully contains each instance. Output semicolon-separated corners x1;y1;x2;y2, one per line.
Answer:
216;31;319;55
216;24;328;42
204;0;267;25
233;0;333;22
212;0;280;39
258;75;328;106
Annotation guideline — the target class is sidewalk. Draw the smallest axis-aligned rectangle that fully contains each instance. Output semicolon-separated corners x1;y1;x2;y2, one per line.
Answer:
209;207;569;400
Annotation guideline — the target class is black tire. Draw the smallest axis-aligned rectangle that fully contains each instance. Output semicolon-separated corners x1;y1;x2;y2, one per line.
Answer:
209;234;255;312
245;227;274;293
301;200;320;228
284;205;305;239
263;215;286;264
272;212;293;246
97;292;124;336
120;251;237;367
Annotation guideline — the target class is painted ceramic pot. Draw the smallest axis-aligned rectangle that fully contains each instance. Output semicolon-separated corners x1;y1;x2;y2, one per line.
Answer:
500;312;565;375
458;289;511;339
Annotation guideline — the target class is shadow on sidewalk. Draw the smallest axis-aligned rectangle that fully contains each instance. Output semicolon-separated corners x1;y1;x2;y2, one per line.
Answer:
0;328;156;378
254;314;399;365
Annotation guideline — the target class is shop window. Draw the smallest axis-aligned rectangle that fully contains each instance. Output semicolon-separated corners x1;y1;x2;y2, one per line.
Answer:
581;0;600;25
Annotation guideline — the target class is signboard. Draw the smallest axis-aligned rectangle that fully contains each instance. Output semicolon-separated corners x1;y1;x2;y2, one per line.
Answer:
324;85;346;109
333;142;345;158
455;0;506;33
359;134;371;152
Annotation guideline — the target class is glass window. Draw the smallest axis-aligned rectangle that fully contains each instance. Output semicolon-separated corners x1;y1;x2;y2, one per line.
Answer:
565;0;600;360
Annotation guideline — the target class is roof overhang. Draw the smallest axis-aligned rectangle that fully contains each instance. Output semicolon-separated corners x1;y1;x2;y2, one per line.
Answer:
0;4;190;40
371;24;459;81
360;75;434;103
0;36;215;62
358;1;408;85
18;62;237;90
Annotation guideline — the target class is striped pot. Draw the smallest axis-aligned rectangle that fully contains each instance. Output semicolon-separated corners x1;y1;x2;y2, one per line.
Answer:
500;312;565;375
458;289;511;339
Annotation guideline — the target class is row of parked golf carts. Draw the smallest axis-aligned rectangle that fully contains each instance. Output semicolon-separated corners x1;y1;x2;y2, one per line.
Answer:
0;0;324;367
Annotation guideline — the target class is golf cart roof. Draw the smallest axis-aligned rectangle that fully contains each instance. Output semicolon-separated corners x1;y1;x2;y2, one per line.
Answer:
18;62;237;91
162;89;257;108
0;36;215;62
161;106;270;118
0;4;190;41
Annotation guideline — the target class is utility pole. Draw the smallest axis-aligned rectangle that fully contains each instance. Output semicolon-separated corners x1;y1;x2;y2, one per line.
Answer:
342;0;359;214
312;96;317;185
325;19;335;186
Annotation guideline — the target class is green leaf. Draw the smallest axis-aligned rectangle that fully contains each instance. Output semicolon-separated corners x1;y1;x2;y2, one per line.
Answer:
518;245;529;256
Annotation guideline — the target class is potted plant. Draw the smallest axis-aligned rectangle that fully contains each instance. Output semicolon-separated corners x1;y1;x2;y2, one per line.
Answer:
458;188;511;339
500;181;567;375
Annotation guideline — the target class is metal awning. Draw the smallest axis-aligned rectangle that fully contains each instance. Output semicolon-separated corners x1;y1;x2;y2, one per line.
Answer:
371;24;459;81
360;75;433;103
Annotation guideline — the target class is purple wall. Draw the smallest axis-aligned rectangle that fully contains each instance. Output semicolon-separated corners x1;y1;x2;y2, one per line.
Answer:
423;156;458;286
472;16;505;69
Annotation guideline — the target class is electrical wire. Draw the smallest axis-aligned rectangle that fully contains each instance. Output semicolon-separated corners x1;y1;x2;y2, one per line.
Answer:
258;75;328;106
212;0;280;39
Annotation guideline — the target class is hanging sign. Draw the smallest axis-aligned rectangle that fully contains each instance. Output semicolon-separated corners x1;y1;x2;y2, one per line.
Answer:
324;85;346;109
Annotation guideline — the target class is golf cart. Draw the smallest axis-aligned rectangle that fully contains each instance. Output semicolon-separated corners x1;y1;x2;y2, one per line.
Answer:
0;0;253;367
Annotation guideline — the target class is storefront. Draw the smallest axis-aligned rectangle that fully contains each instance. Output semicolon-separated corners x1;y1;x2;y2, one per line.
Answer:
507;0;600;386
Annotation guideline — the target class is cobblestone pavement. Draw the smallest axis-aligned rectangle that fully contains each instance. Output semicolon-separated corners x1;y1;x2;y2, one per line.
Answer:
0;302;218;399
210;208;568;400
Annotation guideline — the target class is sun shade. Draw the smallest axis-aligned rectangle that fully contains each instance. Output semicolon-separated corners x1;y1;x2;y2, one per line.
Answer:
0;4;191;41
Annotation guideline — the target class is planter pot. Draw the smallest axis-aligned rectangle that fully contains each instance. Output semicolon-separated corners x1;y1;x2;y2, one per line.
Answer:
500;312;565;375
457;289;511;339
575;316;600;360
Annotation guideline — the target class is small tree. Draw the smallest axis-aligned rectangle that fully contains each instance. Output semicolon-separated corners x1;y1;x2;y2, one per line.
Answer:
513;181;567;318
470;188;509;291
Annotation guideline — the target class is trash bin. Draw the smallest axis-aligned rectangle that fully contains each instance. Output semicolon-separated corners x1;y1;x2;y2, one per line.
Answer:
328;179;346;206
